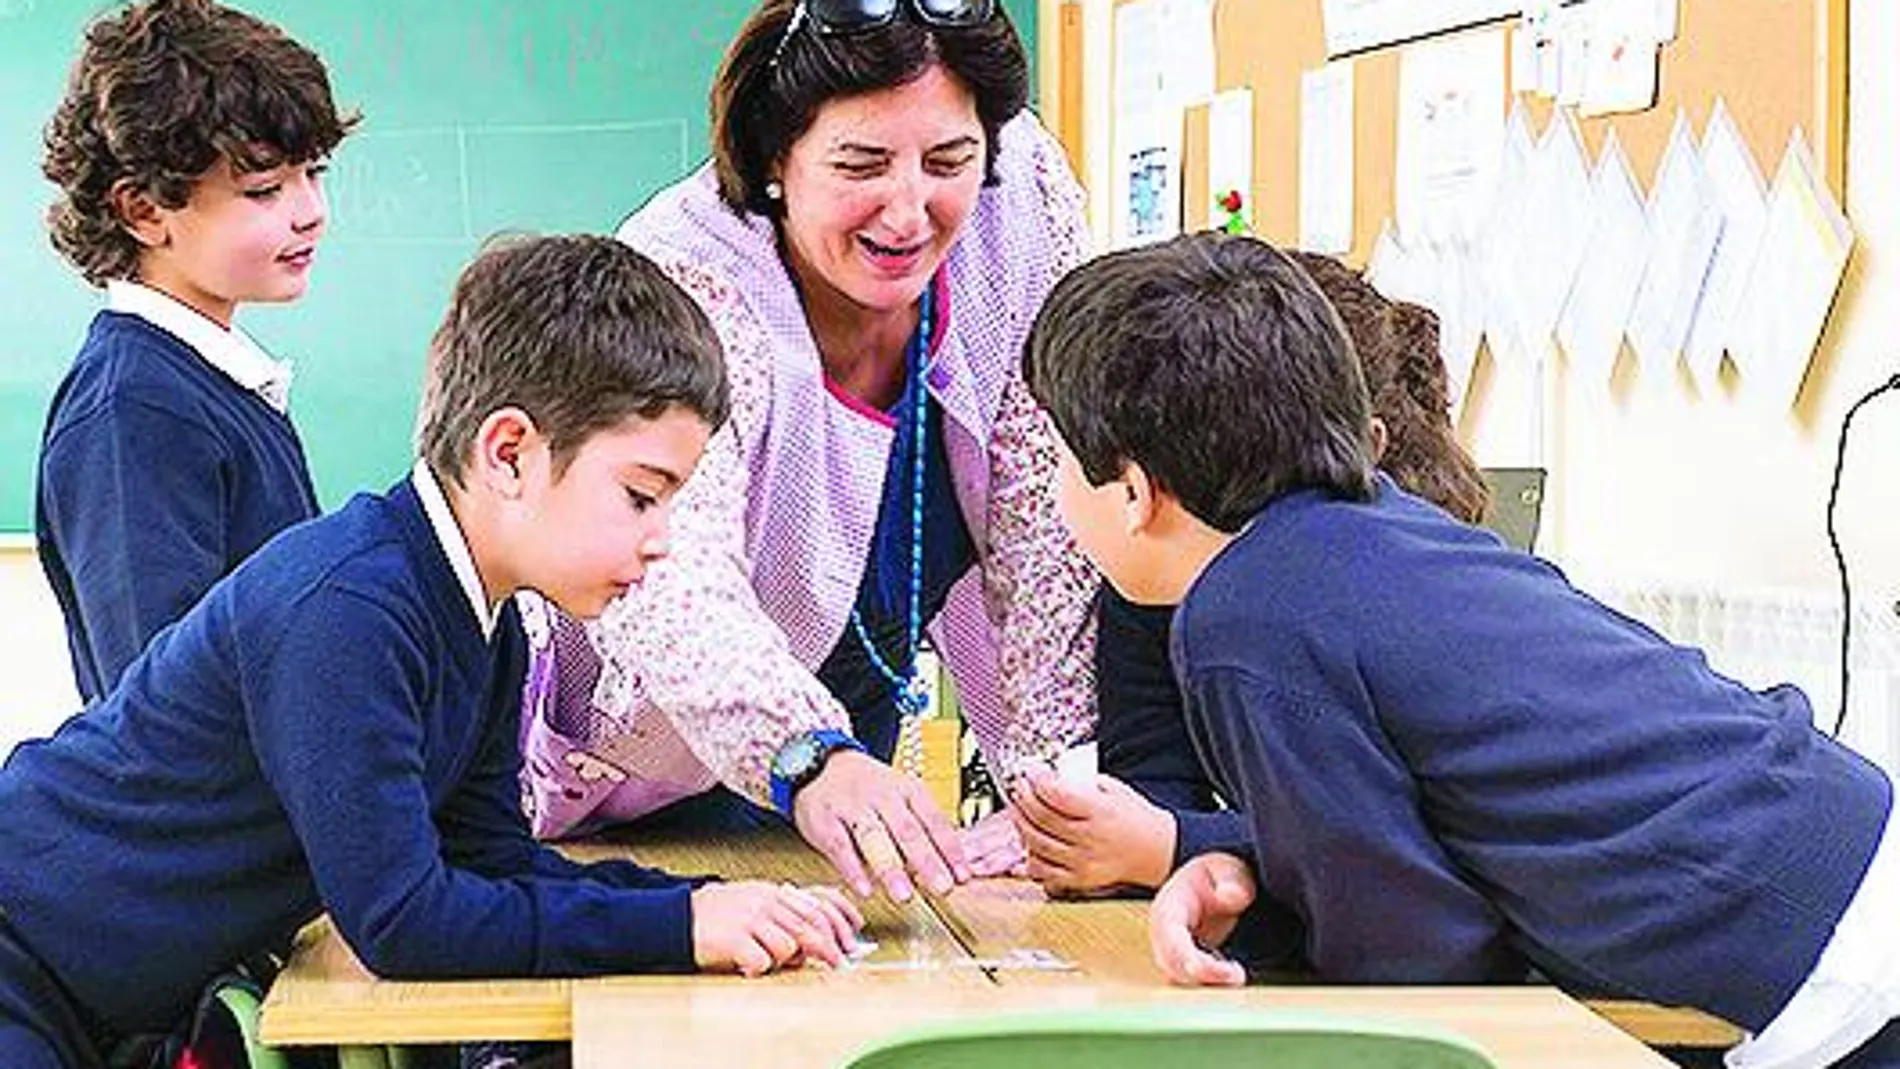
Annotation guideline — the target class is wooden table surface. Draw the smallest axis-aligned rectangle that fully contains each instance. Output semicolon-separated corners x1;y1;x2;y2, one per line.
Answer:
571;981;1675;1069
259;828;1740;1053
259;829;981;1046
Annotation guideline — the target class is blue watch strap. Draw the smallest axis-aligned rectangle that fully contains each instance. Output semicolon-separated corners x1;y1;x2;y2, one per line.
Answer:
769;728;868;818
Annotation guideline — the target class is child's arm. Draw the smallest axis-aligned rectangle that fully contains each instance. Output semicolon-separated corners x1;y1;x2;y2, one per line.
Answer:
1050;587;1251;889
1183;666;1522;983
251;589;702;978
440;690;865;974
41;401;234;693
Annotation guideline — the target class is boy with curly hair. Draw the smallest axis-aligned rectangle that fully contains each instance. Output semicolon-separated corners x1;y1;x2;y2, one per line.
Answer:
37;0;355;701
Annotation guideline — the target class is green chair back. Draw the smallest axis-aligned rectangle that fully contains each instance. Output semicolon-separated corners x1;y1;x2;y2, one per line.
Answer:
840;1008;1500;1069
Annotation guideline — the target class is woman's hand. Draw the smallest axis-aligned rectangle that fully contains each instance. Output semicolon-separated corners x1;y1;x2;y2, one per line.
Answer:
960;808;1029;878
1011;770;1175;894
690;880;865;976
793;750;969;901
1149;852;1255;986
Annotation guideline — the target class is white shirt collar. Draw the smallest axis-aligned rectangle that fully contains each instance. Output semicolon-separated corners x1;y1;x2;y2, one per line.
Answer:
412;461;500;640
105;280;294;413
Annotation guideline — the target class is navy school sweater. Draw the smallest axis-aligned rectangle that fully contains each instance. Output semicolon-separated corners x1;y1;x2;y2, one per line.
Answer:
0;478;694;1038
1171;478;1891;1031
36;311;320;703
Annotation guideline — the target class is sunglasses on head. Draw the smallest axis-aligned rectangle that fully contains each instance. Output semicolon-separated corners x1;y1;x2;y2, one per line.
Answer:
771;0;999;67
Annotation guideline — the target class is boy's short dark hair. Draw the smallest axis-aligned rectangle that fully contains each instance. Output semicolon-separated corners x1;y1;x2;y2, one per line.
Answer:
709;0;1028;217
43;0;358;286
1024;232;1378;533
416;235;731;486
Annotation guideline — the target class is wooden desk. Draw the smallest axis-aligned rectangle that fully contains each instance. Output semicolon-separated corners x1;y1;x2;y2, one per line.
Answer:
258;830;980;1047
930;878;1741;1047
571;981;1674;1069
261;829;1740;1054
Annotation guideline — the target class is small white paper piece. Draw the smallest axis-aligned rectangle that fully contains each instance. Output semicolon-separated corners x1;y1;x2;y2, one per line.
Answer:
1510;110;1593;359
1729;130;1855;408
1115;0;1215;112
1112;107;1183;249
1553;5;1590;107
1477;100;1538;363
1054;742;1099;787
1435;242;1487;421
1110;0;1198;249
1395;28;1507;246
1651;0;1679;41
1626;112;1722;384
1557;132;1651;389
1578;0;1660;119
1299;62;1355;252
1207;87;1255;228
1682;99;1769;384
1321;0;1521;59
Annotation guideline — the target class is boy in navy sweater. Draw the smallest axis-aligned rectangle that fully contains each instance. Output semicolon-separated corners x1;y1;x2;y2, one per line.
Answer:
1021;232;1900;1068
1011;251;1491;898
36;0;354;702
0;235;863;1069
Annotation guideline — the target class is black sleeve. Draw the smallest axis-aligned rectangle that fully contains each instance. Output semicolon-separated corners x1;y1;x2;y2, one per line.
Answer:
1095;586;1252;865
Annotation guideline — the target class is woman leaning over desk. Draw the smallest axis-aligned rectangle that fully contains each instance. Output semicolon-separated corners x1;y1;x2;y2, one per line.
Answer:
517;0;1097;902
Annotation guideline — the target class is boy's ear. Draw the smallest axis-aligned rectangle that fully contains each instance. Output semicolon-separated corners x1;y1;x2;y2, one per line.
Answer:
1369;416;1390;464
471;407;540;498
109;178;169;249
1119;460;1163;536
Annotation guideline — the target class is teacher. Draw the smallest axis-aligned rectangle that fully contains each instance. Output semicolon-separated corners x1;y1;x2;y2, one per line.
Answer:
518;0;1096;902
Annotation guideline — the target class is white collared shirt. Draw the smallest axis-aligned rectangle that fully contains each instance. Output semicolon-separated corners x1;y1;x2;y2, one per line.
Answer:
1728;789;1900;1069
412;461;500;640
105;280;294;413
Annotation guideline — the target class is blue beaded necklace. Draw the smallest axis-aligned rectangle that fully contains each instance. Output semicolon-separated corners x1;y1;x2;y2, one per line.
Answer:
850;284;935;722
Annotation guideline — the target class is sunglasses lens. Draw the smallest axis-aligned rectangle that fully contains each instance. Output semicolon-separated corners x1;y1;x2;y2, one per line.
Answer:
913;0;995;25
809;0;901;32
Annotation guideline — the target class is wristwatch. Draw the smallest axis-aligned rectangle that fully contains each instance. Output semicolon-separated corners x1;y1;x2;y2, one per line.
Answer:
768;728;867;818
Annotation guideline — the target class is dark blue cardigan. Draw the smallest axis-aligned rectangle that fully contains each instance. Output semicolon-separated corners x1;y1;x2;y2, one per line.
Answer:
0;479;695;1038
1171;479;1890;1030
36;312;319;702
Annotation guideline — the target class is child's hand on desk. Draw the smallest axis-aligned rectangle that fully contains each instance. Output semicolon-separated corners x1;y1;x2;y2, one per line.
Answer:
690;881;865;976
960;808;1029;878
1149;852;1254;987
1010;770;1174;894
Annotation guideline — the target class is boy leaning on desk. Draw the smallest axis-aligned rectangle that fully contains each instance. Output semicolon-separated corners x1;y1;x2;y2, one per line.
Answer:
0;235;863;1069
1023;230;1900;1069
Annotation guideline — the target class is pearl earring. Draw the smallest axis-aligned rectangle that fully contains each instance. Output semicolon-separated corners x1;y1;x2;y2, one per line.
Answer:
765;180;783;201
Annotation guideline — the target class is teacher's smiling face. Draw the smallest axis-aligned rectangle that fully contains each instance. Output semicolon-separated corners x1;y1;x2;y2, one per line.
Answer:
774;62;986;315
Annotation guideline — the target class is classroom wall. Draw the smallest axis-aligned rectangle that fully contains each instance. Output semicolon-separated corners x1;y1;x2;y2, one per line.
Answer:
1;547;78;756
1489;0;1900;600
6;3;1896;752
1062;0;1899;602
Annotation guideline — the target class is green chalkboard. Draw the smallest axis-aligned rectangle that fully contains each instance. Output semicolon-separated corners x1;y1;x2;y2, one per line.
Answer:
0;0;1035;533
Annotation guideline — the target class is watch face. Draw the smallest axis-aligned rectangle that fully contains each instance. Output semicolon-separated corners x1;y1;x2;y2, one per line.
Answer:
772;732;822;781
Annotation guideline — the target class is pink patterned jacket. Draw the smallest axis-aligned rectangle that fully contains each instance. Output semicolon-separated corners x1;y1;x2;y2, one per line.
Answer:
517;113;1098;839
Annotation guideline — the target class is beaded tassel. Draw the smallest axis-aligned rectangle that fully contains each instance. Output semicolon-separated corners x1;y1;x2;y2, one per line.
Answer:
851;285;936;779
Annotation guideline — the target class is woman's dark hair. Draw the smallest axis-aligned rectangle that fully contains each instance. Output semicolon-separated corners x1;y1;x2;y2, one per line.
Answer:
709;0;1028;217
